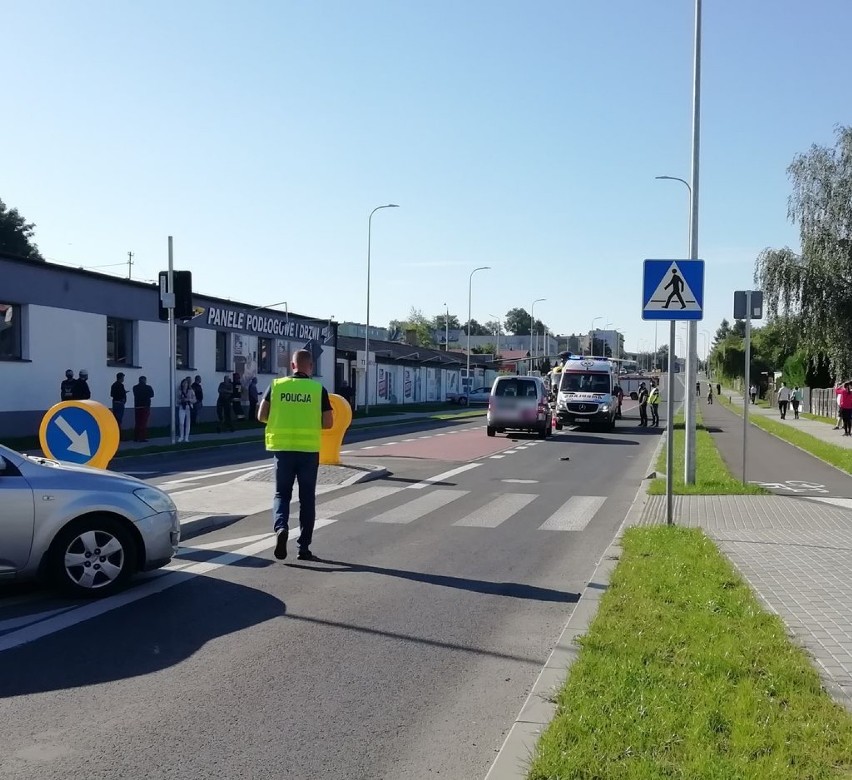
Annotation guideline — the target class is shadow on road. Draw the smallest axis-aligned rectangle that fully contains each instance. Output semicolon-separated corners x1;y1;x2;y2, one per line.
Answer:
0;575;285;697
284;559;579;604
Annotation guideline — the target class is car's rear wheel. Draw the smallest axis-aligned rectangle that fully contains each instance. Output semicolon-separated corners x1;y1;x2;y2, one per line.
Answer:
486;426;496;437
49;515;137;598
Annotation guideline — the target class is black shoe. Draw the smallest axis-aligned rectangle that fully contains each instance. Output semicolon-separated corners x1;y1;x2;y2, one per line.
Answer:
297;550;321;562
274;530;288;560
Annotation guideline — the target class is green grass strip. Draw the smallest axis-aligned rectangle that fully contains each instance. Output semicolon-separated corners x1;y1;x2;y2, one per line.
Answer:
649;410;765;495
719;396;852;476
527;526;852;780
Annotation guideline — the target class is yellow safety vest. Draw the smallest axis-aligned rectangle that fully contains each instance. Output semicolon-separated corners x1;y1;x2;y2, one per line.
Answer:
265;376;323;452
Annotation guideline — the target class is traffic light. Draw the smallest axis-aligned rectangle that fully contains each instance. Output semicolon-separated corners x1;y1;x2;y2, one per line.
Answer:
158;271;194;321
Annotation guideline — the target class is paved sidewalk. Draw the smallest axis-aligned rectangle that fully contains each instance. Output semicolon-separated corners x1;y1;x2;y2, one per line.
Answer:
636;494;852;711
722;387;852;450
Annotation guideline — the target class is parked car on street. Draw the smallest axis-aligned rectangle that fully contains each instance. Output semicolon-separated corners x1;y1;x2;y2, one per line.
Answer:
0;444;179;597
448;385;492;405
487;375;552;438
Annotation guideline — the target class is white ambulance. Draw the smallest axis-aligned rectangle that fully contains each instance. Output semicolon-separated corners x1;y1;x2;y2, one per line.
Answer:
555;356;618;430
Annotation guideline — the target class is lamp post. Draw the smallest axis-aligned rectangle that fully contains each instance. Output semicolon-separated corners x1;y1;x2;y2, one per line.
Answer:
467;266;491;392
530;298;546;372
589;315;603;356
443;302;450;351
488;314;502;361
364;204;399;415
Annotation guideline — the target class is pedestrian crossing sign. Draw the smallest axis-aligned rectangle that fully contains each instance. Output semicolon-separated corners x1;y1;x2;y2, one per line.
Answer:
642;259;705;320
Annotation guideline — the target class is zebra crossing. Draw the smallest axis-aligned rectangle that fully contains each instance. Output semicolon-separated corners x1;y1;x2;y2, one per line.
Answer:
314;481;608;532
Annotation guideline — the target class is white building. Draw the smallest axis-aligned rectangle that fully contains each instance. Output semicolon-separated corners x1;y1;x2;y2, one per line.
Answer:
0;255;338;438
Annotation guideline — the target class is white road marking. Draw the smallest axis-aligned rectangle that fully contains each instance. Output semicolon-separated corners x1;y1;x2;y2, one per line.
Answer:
403;439;416;442
179;533;273;551
381;442;396;446
340;450;353;455
361;445;378;450
0;520;338;653
317;486;401;517
160;464;270;489
538;496;606;531
407;463;481;489
453;493;536;528
368;489;467;524
502;479;538;484
0;606;78;634
489;455;505;459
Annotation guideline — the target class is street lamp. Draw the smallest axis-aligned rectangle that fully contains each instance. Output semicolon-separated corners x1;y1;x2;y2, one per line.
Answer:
364;204;399;415
467;266;491;392
488;314;502;360
442;302;450;351
590;315;603;355
530;298;546;371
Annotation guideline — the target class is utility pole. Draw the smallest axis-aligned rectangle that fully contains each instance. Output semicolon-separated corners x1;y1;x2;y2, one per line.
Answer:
127;251;135;279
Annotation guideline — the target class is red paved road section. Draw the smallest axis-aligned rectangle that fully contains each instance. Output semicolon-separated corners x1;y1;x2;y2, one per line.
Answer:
352;427;519;462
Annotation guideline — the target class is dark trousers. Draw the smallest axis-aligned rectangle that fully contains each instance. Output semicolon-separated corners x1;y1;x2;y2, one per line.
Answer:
842;408;852;435
272;450;320;550
134;407;150;441
112;402;125;427
791;399;800;419
249;400;258;424
639;403;648;425
191;402;201;426
779;400;788;419
650;403;659;426
216;400;234;432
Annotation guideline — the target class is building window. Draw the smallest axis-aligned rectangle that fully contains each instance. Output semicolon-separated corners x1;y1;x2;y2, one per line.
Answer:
106;317;134;365
258;337;274;374
176;326;193;369
216;331;229;372
0;303;22;360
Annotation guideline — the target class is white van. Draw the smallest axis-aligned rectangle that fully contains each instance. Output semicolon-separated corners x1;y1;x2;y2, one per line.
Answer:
555;357;618;430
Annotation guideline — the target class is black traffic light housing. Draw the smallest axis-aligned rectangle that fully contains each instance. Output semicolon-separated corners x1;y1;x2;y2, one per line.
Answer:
158;270;194;321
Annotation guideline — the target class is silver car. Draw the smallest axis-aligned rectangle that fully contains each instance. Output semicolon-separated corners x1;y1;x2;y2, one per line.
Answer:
486;375;552;438
0;445;179;597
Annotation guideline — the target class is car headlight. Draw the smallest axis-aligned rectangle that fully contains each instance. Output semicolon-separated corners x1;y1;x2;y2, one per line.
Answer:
134;487;176;514
599;404;610;412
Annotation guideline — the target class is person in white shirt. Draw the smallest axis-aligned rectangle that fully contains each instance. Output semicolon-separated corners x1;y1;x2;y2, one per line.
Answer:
777;383;791;419
749;384;757;404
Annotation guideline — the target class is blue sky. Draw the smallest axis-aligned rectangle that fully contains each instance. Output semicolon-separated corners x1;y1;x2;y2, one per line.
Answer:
4;0;850;356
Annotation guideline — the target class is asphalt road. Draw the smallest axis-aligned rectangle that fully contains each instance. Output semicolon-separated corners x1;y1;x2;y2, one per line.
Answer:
1;398;664;780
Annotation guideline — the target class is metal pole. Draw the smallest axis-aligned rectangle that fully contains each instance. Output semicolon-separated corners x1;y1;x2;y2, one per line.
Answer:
167;237;176;445
685;0;702;485
666;320;676;525
445;303;449;352
468;267;490;388
743;291;752;484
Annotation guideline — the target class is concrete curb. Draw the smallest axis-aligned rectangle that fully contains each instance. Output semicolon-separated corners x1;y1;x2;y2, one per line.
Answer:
178;463;389;538
483;431;661;780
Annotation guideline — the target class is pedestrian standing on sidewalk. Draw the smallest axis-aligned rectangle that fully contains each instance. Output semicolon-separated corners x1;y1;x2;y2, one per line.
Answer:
110;372;127;426
791;386;803;420
696;380;701;396
132;376;154;442
191;375;204;426
72;369;91;400
258;349;334;562
216;375;235;433
637;382;649;426
231;372;244;419
648;383;660;426
777;382;791;419
248;376;259;423
176;376;196;443
840;382;852;436
60;369;75;401
834;381;844;430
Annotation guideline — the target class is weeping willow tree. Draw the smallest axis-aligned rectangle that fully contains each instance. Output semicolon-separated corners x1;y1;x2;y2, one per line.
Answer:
755;125;852;379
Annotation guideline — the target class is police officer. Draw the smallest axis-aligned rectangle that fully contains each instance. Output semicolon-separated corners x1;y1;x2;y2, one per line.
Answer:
60;369;76;401
258;349;333;562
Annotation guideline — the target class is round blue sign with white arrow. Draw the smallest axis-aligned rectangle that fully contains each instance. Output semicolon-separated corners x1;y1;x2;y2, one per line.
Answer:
39;400;120;469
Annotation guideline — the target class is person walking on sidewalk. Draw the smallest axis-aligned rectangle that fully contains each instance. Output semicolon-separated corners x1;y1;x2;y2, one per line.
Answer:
648;383;660;426
839;382;852;436
176;376;196;443
258;349;334;562
707;385;714;404
749;384;757;404
834;381;844;430
110;372;127;426
216;375;235;433
716;382;721;397
791;386;803;420
777;383;791;419
637;382;649;426
132;376;154;442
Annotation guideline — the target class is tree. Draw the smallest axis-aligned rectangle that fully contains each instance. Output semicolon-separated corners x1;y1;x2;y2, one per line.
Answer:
756;126;852;378
471;343;497;355
433;313;461;331
504;307;532;335
462;319;489;336
714;319;731;344
0;198;43;260
388;308;435;347
483;319;502;336
732;319;746;338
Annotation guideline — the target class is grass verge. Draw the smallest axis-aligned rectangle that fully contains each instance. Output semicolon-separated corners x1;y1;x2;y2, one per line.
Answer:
649;410;766;495
804;411;839;426
527;526;852;780
719;396;852;476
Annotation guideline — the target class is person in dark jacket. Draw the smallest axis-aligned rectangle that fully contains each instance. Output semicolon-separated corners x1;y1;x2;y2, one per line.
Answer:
60;369;76;402
217;375;235;433
231;372;244;419
638;382;649;426
132;376;155;442
110;372;127;426
72;369;91;400
248;376;259;423
191;375;204;426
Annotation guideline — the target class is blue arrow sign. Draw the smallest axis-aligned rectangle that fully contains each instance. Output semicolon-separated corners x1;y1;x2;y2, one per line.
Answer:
44;405;103;464
642;259;705;321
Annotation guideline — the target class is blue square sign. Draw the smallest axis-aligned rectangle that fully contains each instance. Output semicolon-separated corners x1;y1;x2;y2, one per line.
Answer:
642;259;705;321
